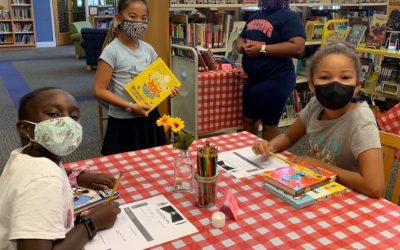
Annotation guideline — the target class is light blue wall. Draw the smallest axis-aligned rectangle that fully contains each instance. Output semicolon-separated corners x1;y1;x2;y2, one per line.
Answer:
33;0;54;43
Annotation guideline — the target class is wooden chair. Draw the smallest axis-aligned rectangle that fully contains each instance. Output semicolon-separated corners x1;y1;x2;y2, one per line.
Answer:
380;131;400;204
97;102;109;140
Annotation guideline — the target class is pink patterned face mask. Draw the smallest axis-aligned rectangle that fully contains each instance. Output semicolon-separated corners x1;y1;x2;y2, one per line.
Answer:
258;0;289;10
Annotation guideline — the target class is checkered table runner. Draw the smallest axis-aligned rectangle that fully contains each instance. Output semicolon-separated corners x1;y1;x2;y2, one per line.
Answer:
66;132;400;249
377;103;400;158
197;68;246;135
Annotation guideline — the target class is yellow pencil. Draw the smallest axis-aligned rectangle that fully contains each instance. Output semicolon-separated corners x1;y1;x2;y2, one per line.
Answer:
268;151;295;165
107;172;124;204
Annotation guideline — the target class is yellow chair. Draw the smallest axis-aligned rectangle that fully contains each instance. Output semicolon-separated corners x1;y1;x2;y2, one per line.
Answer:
97;102;108;140
380;131;400;204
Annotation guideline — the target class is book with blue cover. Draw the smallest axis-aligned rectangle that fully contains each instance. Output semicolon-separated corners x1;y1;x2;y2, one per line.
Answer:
264;181;347;210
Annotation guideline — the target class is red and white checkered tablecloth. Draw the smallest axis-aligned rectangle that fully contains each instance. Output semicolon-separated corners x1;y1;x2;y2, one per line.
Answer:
66;132;400;249
197;68;246;135
377;103;400;158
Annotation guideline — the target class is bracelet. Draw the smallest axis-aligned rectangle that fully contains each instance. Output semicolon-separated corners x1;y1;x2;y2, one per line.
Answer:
68;166;89;187
125;102;133;112
80;216;97;240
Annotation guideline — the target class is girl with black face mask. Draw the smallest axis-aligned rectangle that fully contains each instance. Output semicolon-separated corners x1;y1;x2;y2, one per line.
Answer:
252;43;385;199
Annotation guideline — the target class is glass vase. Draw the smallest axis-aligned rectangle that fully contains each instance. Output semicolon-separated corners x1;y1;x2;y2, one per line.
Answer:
173;149;194;192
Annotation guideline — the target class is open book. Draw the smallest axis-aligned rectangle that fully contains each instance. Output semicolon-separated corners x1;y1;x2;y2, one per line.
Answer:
73;187;119;214
124;58;181;113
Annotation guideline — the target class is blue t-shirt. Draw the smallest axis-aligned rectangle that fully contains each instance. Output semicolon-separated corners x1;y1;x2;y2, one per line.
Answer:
240;8;305;81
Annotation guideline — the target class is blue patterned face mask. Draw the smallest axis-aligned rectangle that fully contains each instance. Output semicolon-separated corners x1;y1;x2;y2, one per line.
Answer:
23;117;83;157
258;0;289;10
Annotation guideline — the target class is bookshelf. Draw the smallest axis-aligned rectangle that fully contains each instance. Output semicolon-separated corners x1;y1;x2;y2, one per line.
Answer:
0;0;35;48
90;16;113;29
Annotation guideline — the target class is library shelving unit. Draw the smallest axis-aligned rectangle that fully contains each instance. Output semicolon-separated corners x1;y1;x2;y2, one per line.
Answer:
90;15;113;29
0;0;35;48
321;18;400;101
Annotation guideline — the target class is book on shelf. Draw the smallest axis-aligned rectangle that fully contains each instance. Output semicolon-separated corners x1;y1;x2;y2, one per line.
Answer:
387;6;400;32
197;47;219;70
366;14;388;48
224;21;245;64
346;24;367;47
263;160;337;197
264;181;347;210
305;21;323;41
326;25;351;44
170;12;232;50
73;187;119;214
124;58;181;113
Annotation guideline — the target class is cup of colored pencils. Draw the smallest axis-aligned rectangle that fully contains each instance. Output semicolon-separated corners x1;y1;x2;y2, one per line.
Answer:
195;141;218;207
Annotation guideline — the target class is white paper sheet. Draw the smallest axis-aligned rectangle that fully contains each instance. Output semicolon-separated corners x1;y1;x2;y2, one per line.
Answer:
218;146;289;179
85;195;198;250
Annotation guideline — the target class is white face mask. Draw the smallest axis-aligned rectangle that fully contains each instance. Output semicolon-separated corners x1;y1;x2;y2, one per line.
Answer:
23;117;83;157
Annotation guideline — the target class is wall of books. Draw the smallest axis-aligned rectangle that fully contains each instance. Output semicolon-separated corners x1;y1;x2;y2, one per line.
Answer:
0;0;35;47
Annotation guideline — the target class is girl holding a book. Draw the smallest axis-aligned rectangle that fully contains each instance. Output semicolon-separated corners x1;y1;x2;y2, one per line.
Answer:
93;0;179;155
0;87;121;250
236;0;306;140
252;43;385;198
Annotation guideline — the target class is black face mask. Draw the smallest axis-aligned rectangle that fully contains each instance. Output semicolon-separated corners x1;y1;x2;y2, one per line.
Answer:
314;81;355;110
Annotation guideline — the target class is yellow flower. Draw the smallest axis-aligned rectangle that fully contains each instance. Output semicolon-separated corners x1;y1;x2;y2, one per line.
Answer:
156;114;171;131
170;117;184;133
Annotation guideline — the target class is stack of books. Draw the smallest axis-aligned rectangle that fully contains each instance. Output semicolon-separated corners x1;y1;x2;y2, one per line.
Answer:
263;161;347;209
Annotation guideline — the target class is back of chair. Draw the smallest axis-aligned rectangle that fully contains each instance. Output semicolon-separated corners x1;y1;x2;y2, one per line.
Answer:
81;28;108;66
380;131;400;204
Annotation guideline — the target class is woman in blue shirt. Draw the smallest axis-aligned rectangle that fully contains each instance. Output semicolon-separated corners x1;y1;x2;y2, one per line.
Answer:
236;0;306;140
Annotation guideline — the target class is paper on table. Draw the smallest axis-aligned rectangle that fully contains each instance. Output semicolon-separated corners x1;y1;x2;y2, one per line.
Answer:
218;146;289;179
84;195;198;250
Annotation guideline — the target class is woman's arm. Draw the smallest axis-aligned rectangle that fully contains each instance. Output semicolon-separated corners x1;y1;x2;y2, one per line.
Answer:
293;148;385;198
244;37;305;58
265;37;305;57
235;37;246;54
253;117;307;154
92;60;149;116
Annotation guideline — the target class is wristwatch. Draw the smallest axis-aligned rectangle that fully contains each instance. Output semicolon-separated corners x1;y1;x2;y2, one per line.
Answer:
260;44;267;56
80;216;97;240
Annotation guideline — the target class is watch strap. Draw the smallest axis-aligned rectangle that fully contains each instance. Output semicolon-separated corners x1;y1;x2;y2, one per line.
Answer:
80;216;97;240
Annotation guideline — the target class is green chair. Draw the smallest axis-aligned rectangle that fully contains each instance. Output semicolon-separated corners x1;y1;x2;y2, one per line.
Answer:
70;21;93;59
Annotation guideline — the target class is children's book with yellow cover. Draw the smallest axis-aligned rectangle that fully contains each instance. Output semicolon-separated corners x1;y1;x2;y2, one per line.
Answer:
124;58;181;112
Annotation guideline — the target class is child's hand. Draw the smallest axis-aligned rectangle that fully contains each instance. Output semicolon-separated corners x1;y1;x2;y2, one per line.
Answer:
130;103;150;117
77;172;115;190
291;155;321;165
244;44;262;57
252;139;274;155
171;87;180;97
88;202;121;231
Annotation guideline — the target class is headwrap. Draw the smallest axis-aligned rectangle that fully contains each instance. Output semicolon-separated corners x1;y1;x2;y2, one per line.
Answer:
258;0;289;10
